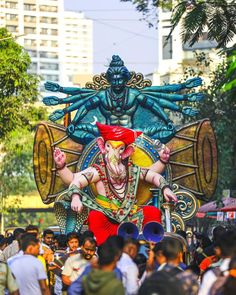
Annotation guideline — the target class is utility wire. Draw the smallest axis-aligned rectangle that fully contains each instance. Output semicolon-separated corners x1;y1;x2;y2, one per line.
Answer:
92;19;157;41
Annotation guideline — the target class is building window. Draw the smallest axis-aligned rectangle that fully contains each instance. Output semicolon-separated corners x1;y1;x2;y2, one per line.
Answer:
40;17;57;24
6;14;18;21
39;5;58;12
162;35;172;60
5;1;18;9
51;41;58;47
40;28;48;35
28;50;37;57
43;74;59;82
24;39;37;47
39;51;58;59
6;25;17;33
24;4;36;11
40;63;59;70
24;15;36;23
51;29;58;36
24;27;36;34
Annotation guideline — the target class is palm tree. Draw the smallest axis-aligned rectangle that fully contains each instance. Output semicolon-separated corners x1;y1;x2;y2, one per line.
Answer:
169;0;236;48
121;0;236;48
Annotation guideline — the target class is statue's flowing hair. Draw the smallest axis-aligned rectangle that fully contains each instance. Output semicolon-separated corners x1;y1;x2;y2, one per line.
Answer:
106;55;131;83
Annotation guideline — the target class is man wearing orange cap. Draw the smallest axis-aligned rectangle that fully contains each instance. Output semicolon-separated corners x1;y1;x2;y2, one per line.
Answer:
54;122;177;245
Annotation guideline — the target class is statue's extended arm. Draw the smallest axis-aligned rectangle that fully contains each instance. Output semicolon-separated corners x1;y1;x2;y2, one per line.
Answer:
140;169;177;202
143;77;202;93
69;96;100;125
48;95;99;122
148;143;170;174
43;92;96;106
68;167;100;213
141;91;204;102
44;81;94;95
138;94;199;119
137;94;171;124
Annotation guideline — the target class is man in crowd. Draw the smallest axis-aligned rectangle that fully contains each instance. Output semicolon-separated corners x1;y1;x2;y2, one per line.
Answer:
9;234;50;295
199;229;236;295
81;238;125;295
62;237;97;286
41;229;54;251
0;261;19;295
117;238;140;295
0;228;25;262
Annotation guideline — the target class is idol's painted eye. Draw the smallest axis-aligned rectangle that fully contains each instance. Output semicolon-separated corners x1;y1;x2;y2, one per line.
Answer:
119;147;125;152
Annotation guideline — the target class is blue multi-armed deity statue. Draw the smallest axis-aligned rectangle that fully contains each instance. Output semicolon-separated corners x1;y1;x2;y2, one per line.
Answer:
43;55;203;144
34;55;217;236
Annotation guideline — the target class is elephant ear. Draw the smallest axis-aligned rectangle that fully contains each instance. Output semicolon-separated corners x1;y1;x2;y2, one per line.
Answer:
96;137;106;154
121;145;134;160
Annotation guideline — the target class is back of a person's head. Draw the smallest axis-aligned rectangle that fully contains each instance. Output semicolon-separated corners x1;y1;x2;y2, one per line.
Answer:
21;233;39;252
162;238;183;260
55;234;67;249
138;270;184;295
98;239;119;266
212;226;226;243
25;225;39;234
107;235;124;251
13;228;25;240
0;237;8;248
43;229;54;237
153;241;165;253
6;235;14;245
218;230;236;258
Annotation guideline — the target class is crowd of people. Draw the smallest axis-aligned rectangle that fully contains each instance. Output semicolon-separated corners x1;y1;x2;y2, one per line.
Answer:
0;224;236;295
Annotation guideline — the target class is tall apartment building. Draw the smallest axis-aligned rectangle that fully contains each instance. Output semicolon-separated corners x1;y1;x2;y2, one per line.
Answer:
64;11;93;86
153;4;220;85
0;0;93;85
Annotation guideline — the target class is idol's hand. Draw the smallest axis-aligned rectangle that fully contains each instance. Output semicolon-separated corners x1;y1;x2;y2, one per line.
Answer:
187;93;204;102
185;77;202;88
44;81;61;92
49;110;65;122
53;148;66;168
182;106;199;117
43;96;61;106
71;194;83;212
159;145;170;164
163;187;178;203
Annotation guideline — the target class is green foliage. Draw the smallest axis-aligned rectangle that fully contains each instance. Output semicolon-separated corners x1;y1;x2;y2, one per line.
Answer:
0;28;48;220
179;50;236;200
121;1;236;48
0;27;41;139
5;211;57;231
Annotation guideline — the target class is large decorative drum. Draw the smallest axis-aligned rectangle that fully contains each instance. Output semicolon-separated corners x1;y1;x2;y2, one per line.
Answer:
167;119;217;200
33;122;83;204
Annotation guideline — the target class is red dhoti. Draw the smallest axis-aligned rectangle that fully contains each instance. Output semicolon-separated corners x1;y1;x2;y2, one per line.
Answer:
88;206;161;245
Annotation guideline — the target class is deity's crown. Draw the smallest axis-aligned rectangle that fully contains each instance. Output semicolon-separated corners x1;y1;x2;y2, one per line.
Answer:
96;122;142;145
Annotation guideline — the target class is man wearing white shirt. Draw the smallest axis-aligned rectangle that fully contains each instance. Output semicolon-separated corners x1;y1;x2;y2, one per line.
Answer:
117;238;140;295
9;234;50;295
199;230;236;295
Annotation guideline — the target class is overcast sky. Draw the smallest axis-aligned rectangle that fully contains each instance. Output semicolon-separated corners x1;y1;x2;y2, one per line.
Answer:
64;0;158;75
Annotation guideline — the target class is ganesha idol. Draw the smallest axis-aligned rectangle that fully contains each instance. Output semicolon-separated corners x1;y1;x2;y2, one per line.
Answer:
54;122;177;245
